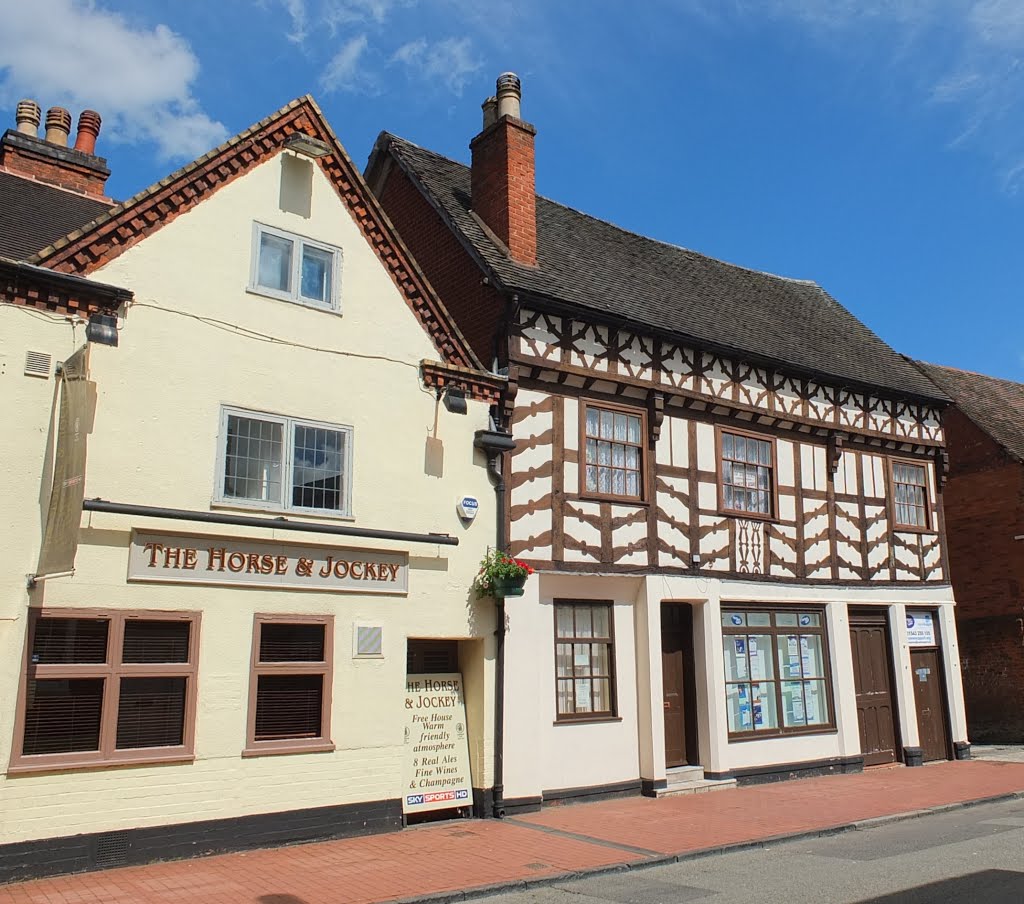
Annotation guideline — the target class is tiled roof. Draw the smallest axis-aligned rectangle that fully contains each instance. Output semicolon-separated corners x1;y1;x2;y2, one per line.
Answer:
0;171;110;261
379;134;946;403
915;362;1024;462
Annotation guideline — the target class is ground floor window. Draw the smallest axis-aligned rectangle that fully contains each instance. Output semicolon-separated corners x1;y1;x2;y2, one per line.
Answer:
245;615;334;755
721;607;835;739
554;601;616;720
11;610;199;771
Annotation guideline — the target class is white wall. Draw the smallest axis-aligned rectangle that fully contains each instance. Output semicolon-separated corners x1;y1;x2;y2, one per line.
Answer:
0;150;496;844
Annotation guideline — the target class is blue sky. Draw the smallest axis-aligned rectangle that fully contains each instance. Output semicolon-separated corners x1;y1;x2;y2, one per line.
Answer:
1;0;1021;382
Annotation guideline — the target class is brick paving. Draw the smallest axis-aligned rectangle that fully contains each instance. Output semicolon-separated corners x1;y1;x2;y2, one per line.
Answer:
2;760;1023;904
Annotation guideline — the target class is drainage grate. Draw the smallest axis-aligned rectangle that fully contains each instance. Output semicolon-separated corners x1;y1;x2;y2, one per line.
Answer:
94;831;129;867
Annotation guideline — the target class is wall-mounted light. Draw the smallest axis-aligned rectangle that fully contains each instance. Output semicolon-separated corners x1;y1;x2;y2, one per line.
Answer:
85;312;118;347
690;553;702;569
284;132;332;158
442;385;468;415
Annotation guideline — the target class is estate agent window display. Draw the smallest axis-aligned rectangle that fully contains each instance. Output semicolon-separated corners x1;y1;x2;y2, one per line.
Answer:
721;608;835;739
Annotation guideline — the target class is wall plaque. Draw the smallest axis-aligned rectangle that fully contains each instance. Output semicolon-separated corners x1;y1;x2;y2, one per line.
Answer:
128;531;408;593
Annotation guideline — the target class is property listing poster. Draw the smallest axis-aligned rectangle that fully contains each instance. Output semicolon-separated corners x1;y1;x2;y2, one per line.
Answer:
402;673;473;814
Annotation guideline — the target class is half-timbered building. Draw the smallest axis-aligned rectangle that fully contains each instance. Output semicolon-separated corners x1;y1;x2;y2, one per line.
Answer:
368;73;971;810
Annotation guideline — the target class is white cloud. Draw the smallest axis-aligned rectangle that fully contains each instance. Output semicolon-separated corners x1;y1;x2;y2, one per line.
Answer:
319;33;372;93
0;0;227;161
390;36;481;95
280;0;309;43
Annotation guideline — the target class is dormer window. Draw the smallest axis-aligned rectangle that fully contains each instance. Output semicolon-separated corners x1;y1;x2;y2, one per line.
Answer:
250;223;341;311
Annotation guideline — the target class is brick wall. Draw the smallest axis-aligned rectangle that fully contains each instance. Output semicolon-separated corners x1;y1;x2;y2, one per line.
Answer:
0;144;108;198
941;407;1024;741
376;162;505;366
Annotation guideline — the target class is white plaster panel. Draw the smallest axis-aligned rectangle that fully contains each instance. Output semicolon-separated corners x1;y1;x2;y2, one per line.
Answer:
893;534;919;578
778;378;802;417
923;540;943;580
800;444;817;491
568;321;609;372
695;422;716;472
701;354;731;399
519;309;562;361
768;524;798;575
613;515;648;566
562;501;602;563
779;494;796;522
776;439;795;488
807;383;830;422
699;516;730;570
564;460;579;495
619;332;654;382
662;345;696;391
564;397;579;452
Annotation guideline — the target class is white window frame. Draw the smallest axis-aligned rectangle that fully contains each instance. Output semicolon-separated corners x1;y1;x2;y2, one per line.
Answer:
214;406;354;517
249;222;342;312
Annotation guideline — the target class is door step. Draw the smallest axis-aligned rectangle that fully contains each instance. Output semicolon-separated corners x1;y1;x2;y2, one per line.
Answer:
655;766;737;797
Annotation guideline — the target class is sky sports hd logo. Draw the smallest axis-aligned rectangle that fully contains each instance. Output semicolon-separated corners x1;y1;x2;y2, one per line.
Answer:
406;789;469;806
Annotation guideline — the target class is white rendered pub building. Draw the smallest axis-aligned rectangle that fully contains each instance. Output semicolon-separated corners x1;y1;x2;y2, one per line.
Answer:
0;97;506;880
368;73;971;809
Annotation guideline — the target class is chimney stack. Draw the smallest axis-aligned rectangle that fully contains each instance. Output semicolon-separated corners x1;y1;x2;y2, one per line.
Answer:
1;101;111;198
44;107;72;146
470;72;537;267
15;100;41;137
73;110;102;155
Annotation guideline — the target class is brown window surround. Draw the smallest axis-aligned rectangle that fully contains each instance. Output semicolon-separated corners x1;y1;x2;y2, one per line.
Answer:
244;614;335;757
721;606;836;741
716;425;779;522
580;400;647;504
890;457;933;533
554;601;617;722
9;609;200;775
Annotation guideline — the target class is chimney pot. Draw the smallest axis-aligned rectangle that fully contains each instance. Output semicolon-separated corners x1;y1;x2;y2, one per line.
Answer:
495;72;522;120
73;110;102;155
482;96;498;130
44;107;72;146
15;99;41;137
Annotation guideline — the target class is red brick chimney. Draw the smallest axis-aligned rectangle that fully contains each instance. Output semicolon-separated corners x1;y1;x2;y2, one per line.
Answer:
470;73;537;267
0;101;111;199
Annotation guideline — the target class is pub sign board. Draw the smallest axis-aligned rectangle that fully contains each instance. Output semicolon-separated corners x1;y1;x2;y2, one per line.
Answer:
402;673;473;815
128;531;408;593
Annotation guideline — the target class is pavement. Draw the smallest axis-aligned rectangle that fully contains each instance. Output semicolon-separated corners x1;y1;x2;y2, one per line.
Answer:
2;759;1024;904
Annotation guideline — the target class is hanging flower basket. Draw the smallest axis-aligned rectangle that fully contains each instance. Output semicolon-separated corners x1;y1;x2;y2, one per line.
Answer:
492;574;528;598
473;549;534;599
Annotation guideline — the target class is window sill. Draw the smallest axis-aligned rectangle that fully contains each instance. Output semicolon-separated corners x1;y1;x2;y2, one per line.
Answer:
242;740;336;758
719;509;778;524
210;501;355;523
577;493;649;507
892;524;938;536
7;751;195;775
245;286;341;315
553;716;622;726
727;726;838;743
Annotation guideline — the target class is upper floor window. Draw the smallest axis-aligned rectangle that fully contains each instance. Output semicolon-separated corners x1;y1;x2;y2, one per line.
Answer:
892;460;930;530
250;223;341;311
719;429;775;519
217;407;353;516
582;403;644;500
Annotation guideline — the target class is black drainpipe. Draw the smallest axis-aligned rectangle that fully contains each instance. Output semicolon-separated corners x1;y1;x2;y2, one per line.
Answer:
474;428;516;818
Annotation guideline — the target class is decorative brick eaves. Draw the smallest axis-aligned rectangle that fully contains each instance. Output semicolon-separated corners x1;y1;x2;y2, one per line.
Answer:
30;97;480;371
420;359;507;405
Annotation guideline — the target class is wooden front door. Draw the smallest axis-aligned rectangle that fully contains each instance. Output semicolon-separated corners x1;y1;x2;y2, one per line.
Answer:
661;604;698;767
849;611;900;766
911;648;950;762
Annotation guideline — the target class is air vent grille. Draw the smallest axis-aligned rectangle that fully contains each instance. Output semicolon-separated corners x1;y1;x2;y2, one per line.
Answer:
94;830;129;867
24;350;52;378
355;625;383;657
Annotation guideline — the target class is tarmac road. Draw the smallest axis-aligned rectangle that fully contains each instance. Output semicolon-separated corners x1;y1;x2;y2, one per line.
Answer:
483;797;1024;904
